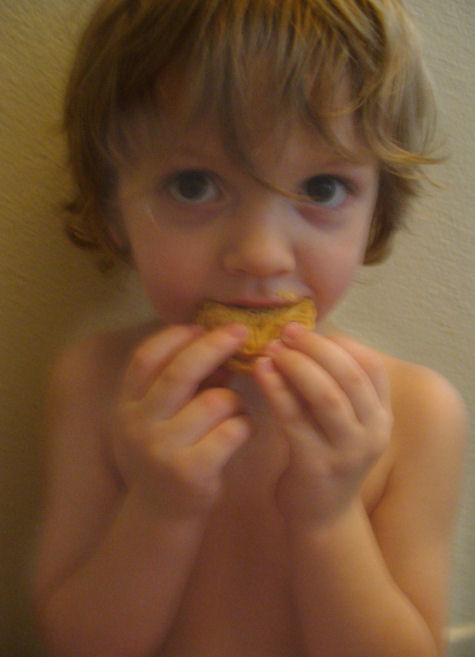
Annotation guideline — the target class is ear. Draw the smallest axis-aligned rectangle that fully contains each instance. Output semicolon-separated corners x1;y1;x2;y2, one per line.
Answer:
103;211;134;264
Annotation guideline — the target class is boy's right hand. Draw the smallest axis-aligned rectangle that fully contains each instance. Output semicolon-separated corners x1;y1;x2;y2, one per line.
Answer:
112;323;251;518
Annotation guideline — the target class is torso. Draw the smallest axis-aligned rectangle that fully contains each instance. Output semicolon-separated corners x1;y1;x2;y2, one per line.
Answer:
96;322;399;657
157;425;393;657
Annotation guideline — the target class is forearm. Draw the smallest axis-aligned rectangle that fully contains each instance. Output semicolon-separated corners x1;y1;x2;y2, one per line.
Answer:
288;501;439;657
37;490;207;657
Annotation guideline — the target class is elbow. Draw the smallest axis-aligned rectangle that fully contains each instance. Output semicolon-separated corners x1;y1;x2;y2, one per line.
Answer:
34;595;65;657
398;626;441;657
34;592;76;657
34;592;95;657
34;590;158;657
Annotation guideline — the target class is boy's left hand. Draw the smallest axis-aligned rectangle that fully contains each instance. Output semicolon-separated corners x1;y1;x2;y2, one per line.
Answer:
254;324;393;527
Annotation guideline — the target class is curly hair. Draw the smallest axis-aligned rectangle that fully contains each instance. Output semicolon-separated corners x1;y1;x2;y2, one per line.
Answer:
63;0;440;264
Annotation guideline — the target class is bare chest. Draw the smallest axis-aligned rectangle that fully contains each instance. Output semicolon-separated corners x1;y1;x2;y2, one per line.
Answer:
160;499;299;656
158;418;392;657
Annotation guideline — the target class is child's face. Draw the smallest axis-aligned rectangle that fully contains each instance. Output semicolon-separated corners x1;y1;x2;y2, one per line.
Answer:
116;108;379;326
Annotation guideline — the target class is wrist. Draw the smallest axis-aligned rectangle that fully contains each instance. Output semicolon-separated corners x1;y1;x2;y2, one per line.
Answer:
124;486;210;538
284;498;365;546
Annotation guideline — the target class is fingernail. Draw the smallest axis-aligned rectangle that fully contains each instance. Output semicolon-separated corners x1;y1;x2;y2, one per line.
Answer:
225;323;249;339
255;356;275;374
281;322;304;342
265;339;284;355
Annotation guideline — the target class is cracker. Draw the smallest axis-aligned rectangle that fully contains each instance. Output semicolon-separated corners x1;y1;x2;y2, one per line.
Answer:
194;297;317;373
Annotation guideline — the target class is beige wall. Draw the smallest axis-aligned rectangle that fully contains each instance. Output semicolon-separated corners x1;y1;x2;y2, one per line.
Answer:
0;0;473;653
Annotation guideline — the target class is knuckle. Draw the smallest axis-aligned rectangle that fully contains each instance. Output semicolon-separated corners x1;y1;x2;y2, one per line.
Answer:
129;342;157;376
199;387;240;413
199;387;225;408
366;353;388;383
347;366;366;389
218;415;250;442
174;456;221;502
128;325;199;377
161;360;194;390
320;389;342;411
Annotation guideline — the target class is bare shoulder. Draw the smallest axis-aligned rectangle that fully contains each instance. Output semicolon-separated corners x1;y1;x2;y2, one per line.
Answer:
50;320;161;406
328;326;467;457
35;321;161;598
368;348;468;549
45;318;164;487
379;352;468;459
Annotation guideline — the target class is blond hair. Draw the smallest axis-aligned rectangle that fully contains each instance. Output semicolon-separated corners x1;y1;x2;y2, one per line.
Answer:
64;0;440;264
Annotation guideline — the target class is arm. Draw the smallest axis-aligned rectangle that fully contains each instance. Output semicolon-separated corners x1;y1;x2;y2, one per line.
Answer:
34;325;250;657
255;329;466;657
287;500;441;657
37;491;207;657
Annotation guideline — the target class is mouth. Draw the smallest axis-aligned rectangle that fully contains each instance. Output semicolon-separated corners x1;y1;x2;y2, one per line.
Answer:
220;292;303;310
193;296;317;374
224;299;297;309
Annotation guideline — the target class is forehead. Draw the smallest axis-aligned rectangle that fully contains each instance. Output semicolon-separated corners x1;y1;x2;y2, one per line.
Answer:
117;111;378;206
120;71;373;171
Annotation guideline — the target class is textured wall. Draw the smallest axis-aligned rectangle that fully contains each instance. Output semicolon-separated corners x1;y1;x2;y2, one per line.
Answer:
0;0;473;654
333;0;475;639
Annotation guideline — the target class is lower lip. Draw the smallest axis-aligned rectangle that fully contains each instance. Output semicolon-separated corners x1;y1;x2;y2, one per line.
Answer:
225;300;297;309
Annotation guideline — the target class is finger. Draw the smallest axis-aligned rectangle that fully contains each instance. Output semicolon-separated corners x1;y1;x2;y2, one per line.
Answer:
254;357;305;423
122;324;205;401
165;387;246;448
254;356;329;456
187;414;252;475
280;325;387;424
146;324;248;417
266;343;357;442
328;334;392;412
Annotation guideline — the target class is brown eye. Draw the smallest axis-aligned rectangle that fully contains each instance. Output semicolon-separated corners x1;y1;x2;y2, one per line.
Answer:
302;175;348;207
168;170;220;204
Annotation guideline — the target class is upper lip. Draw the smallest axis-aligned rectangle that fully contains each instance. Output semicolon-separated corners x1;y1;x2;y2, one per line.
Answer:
222;297;300;308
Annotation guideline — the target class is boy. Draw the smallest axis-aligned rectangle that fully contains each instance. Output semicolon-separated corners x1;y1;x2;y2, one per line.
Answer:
33;1;467;656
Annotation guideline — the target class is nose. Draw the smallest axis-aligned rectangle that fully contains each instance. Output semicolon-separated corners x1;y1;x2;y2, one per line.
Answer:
221;198;296;278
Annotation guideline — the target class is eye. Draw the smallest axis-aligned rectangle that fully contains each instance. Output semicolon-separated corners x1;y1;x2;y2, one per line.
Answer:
302;175;349;208
167;169;220;204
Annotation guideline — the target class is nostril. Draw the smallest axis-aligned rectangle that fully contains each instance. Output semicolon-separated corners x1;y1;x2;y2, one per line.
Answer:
223;244;295;277
221;204;296;276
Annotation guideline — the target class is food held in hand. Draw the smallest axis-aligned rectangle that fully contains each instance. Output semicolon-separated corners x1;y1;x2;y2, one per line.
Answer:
194;296;317;373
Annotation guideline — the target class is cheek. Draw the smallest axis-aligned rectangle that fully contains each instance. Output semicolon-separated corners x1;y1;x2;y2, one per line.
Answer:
130;234;210;323
298;237;366;316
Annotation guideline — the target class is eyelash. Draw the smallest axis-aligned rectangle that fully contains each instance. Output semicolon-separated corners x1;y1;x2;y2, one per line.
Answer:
165;169;221;205
162;169;357;211
299;174;355;209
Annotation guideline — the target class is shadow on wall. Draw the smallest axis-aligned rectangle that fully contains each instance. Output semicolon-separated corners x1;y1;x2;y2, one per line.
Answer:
0;70;150;657
0;5;152;653
1;164;151;653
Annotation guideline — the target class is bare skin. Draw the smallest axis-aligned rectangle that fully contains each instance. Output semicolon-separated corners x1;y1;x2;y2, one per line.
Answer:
34;108;466;657
34;320;466;657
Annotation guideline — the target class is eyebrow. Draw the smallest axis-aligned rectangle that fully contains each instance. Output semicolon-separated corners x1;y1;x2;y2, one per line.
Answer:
169;143;229;162
167;146;373;166
155;130;379;178
320;155;377;170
